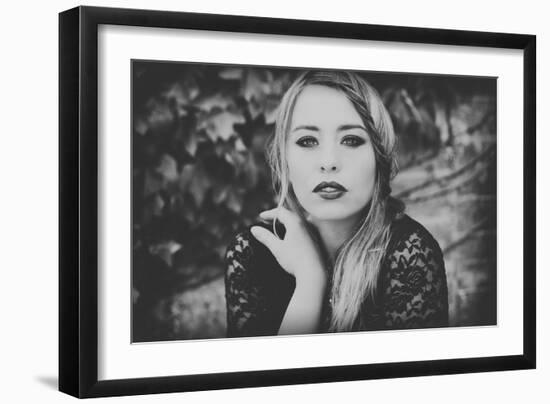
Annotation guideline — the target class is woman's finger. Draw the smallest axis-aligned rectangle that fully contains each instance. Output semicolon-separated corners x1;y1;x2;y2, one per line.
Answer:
250;226;281;256
259;207;297;228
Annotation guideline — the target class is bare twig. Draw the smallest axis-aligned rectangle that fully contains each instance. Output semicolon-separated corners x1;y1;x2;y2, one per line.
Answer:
398;110;496;174
402;162;494;204
395;144;496;199
399;148;440;171
467;111;495;135
453;194;496;205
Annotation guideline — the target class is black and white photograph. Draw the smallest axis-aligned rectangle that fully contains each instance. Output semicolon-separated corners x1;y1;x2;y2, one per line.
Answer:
55;4;537;399
131;62;497;342
2;0;547;402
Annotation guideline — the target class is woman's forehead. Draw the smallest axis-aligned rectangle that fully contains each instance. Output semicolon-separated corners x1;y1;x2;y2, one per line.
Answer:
290;84;363;128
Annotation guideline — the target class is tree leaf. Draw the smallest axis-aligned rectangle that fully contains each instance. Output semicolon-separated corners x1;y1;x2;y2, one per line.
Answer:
156;154;179;183
269;72;292;95
183;131;199;157
132;287;140;304
189;165;212;207
146;98;175;131
212;184;230;205
233;136;247;152
263;94;281;124
214;139;231;158
179;164;196;191
226;150;246;169
144;169;162;197
195;93;235;112
219;67;244;80
243;154;259;188
241;69;274;102
148;240;183;267
199;110;246;141
251;125;272;153
164;80;200;106
134;118;148;136
182;204;196;225
151;193;165;216
226;189;243;214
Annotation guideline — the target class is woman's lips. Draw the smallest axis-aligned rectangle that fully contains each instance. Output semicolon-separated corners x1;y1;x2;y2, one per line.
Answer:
316;189;345;200
318;186;343;192
313;182;347;200
313;181;347;193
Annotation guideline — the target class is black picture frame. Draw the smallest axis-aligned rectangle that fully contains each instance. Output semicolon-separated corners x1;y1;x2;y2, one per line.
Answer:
59;5;536;398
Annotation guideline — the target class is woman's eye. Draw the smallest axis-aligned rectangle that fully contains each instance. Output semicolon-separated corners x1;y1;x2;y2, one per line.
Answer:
342;135;366;147
296;137;318;147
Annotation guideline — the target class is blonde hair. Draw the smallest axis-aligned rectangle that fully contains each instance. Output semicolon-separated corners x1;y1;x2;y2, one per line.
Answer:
267;70;403;331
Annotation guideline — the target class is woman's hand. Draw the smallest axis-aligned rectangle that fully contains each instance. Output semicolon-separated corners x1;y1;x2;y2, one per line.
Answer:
251;207;327;335
250;207;326;285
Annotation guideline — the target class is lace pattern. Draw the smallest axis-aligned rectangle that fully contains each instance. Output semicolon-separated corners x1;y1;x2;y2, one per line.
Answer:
224;233;265;337
224;215;448;337
381;229;448;328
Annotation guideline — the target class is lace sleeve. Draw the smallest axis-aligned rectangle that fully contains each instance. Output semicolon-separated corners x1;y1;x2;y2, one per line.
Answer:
224;231;265;337
382;228;449;329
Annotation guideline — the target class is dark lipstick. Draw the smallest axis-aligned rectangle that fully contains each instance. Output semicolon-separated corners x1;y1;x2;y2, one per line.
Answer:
313;181;347;200
313;181;347;193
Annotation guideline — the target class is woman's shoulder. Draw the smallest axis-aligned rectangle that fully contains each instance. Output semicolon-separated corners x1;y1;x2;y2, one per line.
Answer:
388;212;443;256
380;212;449;328
384;212;446;281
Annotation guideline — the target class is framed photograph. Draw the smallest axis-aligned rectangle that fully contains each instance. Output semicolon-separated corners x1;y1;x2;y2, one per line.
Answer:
59;5;536;398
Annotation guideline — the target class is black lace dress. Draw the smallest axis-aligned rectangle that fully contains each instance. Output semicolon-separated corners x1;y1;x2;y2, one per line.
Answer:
224;213;449;337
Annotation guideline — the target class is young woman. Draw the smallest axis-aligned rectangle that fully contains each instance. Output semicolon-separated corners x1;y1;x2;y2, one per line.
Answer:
225;70;448;337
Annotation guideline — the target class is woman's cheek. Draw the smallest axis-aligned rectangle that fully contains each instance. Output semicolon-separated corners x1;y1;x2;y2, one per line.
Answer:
348;160;375;205
292;173;312;205
288;154;314;196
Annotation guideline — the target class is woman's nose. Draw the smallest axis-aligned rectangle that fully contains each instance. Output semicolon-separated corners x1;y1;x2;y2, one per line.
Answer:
320;145;340;172
321;163;338;172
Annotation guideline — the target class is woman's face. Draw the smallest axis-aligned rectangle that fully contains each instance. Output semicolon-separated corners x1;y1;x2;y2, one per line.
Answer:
286;84;377;222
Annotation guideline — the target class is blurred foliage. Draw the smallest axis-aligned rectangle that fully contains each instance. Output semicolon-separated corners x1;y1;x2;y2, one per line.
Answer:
132;62;496;341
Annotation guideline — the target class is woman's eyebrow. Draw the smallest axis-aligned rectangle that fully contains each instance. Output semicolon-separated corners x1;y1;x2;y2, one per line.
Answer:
291;125;319;132
291;124;367;132
337;124;367;132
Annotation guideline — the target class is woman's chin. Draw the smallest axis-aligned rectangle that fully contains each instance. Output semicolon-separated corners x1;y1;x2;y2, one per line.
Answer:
305;205;364;223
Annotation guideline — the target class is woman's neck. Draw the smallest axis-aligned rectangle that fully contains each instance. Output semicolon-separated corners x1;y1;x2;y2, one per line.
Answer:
310;214;361;263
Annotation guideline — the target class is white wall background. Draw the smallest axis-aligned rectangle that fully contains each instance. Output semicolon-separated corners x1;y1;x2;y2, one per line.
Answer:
0;0;545;402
